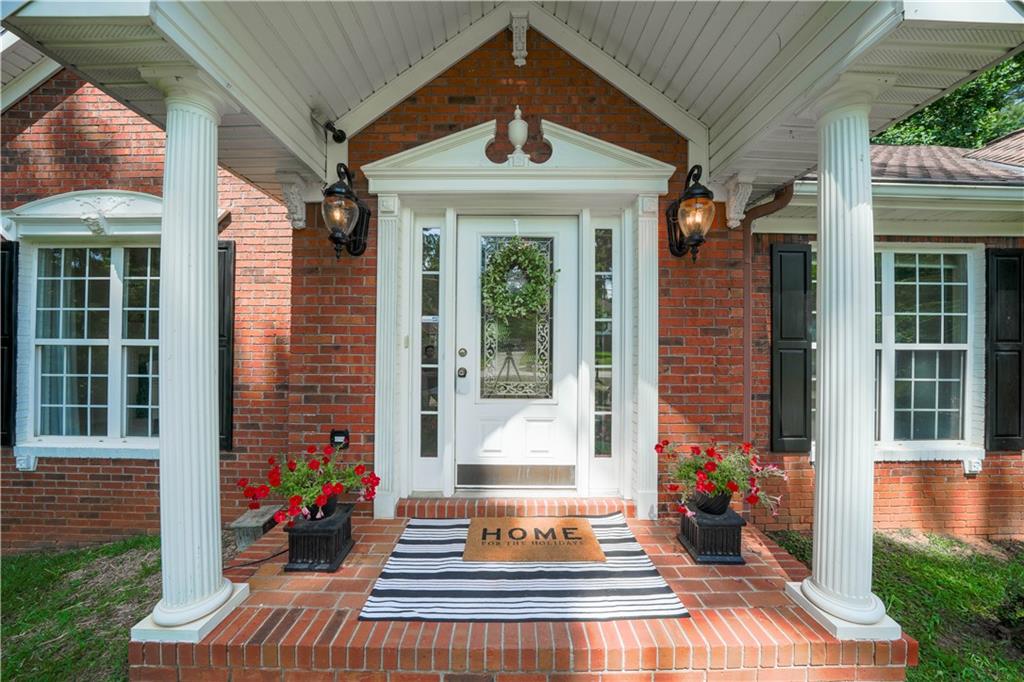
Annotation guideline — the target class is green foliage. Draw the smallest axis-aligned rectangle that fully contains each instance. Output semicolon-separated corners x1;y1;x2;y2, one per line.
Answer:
481;237;557;323
769;531;1024;681
273;456;369;507
872;53;1024;148
1;535;162;681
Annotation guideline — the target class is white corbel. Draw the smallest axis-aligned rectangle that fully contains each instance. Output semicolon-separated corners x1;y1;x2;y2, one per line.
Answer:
276;171;322;230
511;10;528;67
724;173;756;229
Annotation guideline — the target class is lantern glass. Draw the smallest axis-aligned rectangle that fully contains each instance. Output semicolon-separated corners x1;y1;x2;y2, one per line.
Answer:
322;193;360;236
677;196;716;240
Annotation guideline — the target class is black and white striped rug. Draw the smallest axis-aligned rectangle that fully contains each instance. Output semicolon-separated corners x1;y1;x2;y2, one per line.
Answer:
358;512;688;622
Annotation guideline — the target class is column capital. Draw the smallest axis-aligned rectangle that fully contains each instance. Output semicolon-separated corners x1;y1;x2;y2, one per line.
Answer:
139;66;238;119
811;72;895;124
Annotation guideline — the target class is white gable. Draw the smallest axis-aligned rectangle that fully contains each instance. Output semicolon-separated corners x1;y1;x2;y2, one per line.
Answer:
362;112;675;197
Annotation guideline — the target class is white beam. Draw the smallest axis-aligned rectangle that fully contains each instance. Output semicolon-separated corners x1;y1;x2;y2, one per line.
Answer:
0;52;59;112
336;2;513;138
149;1;325;179
525;2;709;171
710;2;902;176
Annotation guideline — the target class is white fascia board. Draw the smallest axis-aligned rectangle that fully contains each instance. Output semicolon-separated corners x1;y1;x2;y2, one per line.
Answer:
7;1;151;20
753;216;1023;237
787;179;1024;209
903;1;1024;27
709;1;903;174
148;0;324;180
524;2;709;171
338;2;512;138
0;52;59;112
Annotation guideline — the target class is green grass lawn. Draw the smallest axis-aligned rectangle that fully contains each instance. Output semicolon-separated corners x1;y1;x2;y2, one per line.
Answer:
1;535;162;682
770;530;1024;682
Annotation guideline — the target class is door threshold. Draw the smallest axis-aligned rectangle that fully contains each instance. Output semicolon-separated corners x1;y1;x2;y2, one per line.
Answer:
453;488;585;499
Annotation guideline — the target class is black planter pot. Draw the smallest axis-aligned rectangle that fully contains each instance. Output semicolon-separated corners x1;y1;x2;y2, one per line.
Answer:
305;494;339;521
690;491;733;515
284;501;355;572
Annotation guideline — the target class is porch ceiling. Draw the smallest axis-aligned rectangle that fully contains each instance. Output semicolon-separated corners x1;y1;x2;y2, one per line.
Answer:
3;1;1023;206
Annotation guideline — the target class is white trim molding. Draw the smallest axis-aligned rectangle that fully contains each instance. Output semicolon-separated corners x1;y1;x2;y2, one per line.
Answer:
363;110;674;519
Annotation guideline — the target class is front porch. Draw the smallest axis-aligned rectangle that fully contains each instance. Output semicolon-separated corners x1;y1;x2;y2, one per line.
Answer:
129;500;917;681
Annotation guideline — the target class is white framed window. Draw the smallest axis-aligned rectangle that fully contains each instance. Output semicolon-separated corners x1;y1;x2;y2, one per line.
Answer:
811;244;985;461
22;244;161;452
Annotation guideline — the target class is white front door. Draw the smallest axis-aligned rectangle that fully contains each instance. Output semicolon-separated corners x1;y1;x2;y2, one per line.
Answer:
454;216;579;488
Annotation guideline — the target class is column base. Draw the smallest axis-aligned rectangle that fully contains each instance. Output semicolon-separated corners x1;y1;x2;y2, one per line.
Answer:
131;582;249;643
374;490;398;519
634;489;658;520
785;582;901;641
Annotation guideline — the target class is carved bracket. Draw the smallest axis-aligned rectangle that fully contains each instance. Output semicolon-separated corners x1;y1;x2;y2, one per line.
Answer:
511;12;528;67
14;449;37;472
724;173;755;229
277;172;321;230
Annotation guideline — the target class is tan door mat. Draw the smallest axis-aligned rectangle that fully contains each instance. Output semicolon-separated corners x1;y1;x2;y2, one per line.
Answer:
463;517;607;562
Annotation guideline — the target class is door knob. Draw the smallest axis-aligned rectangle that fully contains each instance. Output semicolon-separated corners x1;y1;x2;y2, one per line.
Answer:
457;367;468;378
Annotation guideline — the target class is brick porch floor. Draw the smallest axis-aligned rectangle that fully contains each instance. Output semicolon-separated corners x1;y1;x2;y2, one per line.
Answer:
129;499;917;681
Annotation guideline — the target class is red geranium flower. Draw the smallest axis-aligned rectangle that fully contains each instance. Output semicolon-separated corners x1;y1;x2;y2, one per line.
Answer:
690;446;701;456
307;445;316;454
322;455;331;465
288;505;301;517
727;480;739;493
248;501;260;510
273;510;286;524
315;494;327;507
745;494;760;505
236;478;249;488
654;443;664;454
661;439;670;446
308;459;321;471
748;477;757;487
287;459;297;472
322;483;333;495
242;486;256;499
364;489;376;501
289;494;303;507
666;483;680;492
354;464;366;476
324;445;334;456
704;461;717;473
268;456;277;466
287;520;295;528
333;483;345;495
676;504;687;514
256;484;270;499
742;441;752;454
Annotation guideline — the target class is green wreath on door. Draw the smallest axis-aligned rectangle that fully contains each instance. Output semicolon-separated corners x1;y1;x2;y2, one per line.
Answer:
481;237;558;323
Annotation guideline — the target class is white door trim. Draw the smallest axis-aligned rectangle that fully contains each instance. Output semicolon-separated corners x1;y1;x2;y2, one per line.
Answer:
364;114;674;519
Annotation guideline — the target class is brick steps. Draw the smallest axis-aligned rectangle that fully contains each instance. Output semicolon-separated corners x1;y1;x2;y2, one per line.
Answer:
396;497;638;519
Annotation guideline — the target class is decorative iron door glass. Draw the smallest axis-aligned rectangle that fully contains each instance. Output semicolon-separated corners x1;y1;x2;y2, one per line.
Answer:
454;216;579;488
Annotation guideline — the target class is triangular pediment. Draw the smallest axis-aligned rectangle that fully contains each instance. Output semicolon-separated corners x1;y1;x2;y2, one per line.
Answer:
362;114;675;196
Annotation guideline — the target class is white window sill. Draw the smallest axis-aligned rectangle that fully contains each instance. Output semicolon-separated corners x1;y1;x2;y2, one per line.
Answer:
809;441;985;463
14;438;159;471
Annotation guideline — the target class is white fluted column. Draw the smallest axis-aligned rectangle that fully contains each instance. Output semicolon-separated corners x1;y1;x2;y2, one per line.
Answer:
785;74;900;641
132;68;248;643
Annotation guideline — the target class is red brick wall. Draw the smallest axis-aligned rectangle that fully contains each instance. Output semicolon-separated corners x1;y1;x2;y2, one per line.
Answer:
292;30;702;462
746;233;1024;540
1;71;292;552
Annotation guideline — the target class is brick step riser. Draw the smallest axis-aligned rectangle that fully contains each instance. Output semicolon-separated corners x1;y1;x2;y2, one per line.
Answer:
396;497;638;519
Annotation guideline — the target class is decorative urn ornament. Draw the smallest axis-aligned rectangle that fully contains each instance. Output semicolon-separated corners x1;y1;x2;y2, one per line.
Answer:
235;446;379;572
655;440;786;564
666;164;716;262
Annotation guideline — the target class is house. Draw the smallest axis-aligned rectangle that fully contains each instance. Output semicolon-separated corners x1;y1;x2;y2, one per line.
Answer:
1;1;1022;678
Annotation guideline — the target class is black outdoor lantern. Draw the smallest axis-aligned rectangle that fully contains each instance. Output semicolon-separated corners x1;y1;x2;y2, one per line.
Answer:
321;162;371;259
666;164;716;262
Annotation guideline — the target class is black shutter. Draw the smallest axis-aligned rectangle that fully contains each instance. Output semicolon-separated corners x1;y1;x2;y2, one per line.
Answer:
771;243;813;452
1;242;17;446
986;248;1023;451
218;241;235;451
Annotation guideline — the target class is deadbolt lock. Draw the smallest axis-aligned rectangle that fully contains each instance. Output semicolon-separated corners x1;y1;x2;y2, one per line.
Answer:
457;367;468;378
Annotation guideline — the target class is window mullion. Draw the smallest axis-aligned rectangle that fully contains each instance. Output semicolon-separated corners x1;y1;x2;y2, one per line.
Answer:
108;248;125;440
880;251;896;444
